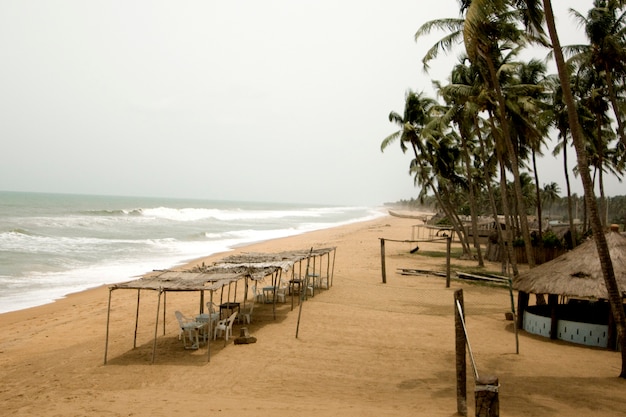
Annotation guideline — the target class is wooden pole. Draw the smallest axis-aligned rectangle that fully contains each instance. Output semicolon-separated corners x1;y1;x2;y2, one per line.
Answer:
475;375;499;417
516;291;529;330
207;290;214;362
454;289;467;416
162;291;167;335
508;278;519;354
380;239;387;284
133;289;140;349
549;294;559;340
151;289;163;364
446;236;452;288
296;248;313;338
104;288;113;365
330;247;336;287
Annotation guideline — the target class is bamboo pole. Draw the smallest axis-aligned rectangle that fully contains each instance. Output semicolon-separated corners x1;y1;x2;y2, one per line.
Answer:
104;288;113;365
380;238;386;284
454;289;467;416
151;289;163;364
446;236;452;288
296;248;313;338
133;289;140;348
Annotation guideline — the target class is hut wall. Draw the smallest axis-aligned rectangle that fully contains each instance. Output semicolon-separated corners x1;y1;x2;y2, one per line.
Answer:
485;241;566;264
523;310;609;348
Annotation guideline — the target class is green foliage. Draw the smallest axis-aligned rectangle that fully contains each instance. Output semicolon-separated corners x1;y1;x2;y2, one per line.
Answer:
435;217;452;226
512;237;526;247
542;230;563;249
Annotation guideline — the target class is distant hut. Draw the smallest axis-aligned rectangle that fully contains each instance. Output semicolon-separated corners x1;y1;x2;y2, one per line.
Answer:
513;226;626;349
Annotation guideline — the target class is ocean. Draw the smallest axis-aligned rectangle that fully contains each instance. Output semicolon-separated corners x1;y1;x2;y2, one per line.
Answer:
0;191;384;314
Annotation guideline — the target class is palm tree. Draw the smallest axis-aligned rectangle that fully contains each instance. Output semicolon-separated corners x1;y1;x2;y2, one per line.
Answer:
549;75;589;249
381;91;473;255
417;1;541;270
567;1;626;146
541;182;561;219
542;0;626;378
436;58;487;266
462;0;540;269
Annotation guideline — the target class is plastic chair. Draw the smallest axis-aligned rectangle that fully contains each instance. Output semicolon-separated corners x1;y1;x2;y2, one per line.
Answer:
214;311;238;341
238;301;255;324
175;311;205;349
195;302;219;341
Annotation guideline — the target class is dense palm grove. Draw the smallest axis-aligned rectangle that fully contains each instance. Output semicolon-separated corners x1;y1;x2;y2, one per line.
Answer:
382;0;626;377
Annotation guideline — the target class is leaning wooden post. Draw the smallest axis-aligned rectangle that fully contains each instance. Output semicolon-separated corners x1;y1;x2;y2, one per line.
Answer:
454;289;467;416
446;236;452;288
104;288;113;365
380;238;387;284
133;289;141;348
296;248;313;338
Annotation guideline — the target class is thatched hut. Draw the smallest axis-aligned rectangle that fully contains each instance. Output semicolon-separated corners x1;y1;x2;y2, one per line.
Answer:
513;227;626;349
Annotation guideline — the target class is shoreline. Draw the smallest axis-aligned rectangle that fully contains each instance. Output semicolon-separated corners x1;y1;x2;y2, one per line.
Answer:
1;214;624;416
0;209;389;316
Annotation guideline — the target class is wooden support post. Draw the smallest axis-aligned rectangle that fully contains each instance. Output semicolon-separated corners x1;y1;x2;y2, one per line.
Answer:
134;289;140;348
446;236;452;288
548;294;559;340
454;289;467;416
516;291;529;331
475;375;499;417
380;238;387;284
151;289;163;364
104;288;113;365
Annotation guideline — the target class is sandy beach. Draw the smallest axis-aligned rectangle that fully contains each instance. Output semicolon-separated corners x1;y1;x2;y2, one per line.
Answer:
0;215;624;416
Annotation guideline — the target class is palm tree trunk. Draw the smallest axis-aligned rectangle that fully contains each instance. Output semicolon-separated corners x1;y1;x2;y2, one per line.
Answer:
482;50;536;269
544;0;626;378
562;139;577;249
477;117;509;272
490;114;519;278
460;132;485;266
532;150;544;263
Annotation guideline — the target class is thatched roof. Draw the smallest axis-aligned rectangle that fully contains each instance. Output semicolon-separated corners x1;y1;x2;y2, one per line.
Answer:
110;270;247;292
206;248;336;275
513;231;626;300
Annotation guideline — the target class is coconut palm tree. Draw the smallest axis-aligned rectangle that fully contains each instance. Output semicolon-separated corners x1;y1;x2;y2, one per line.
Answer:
381;91;473;255
435;59;487;266
541;182;561;219
462;0;541;268
541;0;626;378
567;1;626;146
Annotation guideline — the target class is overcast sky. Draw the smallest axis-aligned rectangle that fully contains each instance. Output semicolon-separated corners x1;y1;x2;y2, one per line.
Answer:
0;0;619;206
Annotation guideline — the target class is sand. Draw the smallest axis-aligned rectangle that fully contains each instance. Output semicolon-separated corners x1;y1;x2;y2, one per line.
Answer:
0;215;624;416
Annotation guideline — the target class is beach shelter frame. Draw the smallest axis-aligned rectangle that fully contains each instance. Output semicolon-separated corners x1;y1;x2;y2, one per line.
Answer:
103;270;250;364
103;248;336;365
211;247;337;315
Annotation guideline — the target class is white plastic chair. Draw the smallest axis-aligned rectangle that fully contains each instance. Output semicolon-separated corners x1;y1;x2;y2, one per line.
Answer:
214;311;238;341
195;302;219;341
238;301;255;324
175;311;205;349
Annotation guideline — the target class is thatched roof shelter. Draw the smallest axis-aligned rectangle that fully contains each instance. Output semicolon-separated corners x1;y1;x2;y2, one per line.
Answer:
104;248;337;364
513;230;626;300
104;269;251;364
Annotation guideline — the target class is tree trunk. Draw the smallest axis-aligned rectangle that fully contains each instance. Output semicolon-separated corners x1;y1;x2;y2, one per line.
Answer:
483;53;536;269
562;139;577;249
544;0;626;378
460;132;485;266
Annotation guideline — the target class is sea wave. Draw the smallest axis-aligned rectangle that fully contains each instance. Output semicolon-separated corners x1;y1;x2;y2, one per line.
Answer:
138;206;337;222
